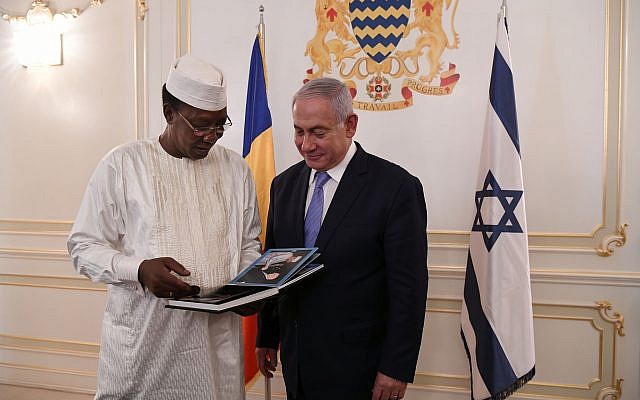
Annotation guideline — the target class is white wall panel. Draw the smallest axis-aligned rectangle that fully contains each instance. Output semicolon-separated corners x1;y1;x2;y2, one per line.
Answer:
0;0;141;397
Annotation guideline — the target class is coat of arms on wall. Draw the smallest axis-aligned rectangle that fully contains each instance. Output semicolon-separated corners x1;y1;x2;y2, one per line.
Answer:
305;0;460;111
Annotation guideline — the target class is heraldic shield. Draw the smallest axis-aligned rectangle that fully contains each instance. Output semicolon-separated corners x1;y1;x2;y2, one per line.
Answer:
349;0;411;63
304;0;461;111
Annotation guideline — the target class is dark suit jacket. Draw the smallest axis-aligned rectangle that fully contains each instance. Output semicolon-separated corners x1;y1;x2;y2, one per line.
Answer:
257;143;428;399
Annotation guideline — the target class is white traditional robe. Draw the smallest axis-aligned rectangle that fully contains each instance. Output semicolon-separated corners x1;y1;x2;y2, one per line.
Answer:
68;139;262;400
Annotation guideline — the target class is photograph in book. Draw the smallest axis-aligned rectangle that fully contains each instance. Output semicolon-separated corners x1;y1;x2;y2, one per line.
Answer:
166;263;324;313
165;248;321;313
230;247;319;287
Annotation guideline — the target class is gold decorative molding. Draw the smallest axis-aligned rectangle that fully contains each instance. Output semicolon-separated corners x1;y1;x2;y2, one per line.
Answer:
0;333;99;357
176;0;190;58
0;247;69;260
0;362;96;378
429;265;640;287
597;379;623;400
137;0;148;21
0;219;72;236
0;273;106;292
0;379;96;396
597;223;629;256
596;301;625;336
0;219;70;259
134;0;148;139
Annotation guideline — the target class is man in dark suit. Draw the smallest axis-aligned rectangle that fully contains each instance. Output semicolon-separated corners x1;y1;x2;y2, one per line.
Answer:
256;78;428;400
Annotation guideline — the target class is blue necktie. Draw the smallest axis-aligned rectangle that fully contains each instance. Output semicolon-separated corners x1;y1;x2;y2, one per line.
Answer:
304;171;331;247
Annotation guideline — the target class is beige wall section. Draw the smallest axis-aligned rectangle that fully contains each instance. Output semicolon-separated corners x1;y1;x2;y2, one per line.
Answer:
1;0;639;399
0;1;138;220
0;0;140;397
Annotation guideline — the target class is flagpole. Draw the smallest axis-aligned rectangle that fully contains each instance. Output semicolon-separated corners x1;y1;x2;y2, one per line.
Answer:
258;5;265;47
500;0;507;18
255;6;272;400
258;5;269;89
258;10;272;399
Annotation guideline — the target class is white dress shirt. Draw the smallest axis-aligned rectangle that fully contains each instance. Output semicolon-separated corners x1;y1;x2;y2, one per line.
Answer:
304;141;357;222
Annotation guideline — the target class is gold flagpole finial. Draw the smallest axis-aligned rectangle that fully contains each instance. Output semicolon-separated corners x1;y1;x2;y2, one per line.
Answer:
258;5;265;39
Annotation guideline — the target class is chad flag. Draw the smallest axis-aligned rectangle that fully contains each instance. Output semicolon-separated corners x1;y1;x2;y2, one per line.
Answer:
242;33;275;385
243;33;275;245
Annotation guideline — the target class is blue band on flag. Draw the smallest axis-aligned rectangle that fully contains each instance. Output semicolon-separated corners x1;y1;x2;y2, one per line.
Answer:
463;252;517;395
243;35;272;158
489;45;520;156
460;328;476;399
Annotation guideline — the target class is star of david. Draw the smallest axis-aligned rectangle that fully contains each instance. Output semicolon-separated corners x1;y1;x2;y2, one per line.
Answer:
472;170;523;251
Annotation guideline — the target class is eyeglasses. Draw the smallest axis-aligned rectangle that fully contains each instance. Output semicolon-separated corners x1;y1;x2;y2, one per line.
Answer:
175;110;232;137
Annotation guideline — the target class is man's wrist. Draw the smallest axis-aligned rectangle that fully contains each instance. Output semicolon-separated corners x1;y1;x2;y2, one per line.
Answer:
114;255;146;283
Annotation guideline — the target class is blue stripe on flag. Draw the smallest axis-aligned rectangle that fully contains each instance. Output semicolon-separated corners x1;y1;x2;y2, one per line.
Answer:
243;35;272;158
460;328;476;399
463;253;517;395
489;45;520;156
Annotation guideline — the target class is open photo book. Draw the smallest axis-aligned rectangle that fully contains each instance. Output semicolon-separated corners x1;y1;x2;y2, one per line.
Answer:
166;248;323;313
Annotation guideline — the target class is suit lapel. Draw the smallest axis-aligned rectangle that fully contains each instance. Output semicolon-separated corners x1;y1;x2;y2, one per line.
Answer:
314;145;368;249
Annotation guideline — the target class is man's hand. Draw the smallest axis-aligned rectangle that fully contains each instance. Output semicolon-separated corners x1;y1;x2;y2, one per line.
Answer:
371;372;407;400
256;347;278;378
138;257;198;298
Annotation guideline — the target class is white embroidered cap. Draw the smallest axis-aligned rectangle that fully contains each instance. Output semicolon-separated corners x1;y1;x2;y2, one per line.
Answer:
166;54;227;111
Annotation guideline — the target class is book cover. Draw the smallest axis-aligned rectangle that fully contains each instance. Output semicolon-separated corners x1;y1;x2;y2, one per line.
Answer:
166;248;322;313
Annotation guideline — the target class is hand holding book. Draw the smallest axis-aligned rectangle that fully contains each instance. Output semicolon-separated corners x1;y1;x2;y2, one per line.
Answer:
138;257;199;298
167;248;324;313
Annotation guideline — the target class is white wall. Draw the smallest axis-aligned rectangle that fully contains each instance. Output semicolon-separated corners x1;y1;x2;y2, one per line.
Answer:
0;0;138;397
1;0;638;398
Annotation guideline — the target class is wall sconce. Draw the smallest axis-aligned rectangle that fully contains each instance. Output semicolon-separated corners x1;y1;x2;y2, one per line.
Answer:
2;1;104;67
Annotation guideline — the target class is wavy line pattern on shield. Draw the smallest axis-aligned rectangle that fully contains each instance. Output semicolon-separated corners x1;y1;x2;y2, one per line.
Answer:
349;0;411;63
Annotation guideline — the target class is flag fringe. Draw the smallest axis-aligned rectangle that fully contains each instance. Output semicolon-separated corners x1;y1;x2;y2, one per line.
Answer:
487;366;535;400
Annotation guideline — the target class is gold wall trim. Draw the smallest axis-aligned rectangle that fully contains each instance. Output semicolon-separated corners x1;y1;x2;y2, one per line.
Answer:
597;379;623;400
134;0;148;139
0;248;69;260
417;298;624;399
176;0;190;58
0;379;95;396
596;301;625;336
597;223;628;257
429;265;640;287
0;344;98;358
0;219;72;236
0;273;106;291
0;333;99;358
0;219;70;258
0;362;96;378
137;0;148;21
0;334;99;348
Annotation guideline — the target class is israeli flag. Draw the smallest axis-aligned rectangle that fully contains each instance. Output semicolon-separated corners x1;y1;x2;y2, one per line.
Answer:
460;9;536;400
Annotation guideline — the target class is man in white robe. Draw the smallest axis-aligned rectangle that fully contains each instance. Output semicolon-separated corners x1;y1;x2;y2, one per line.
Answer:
68;55;261;400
